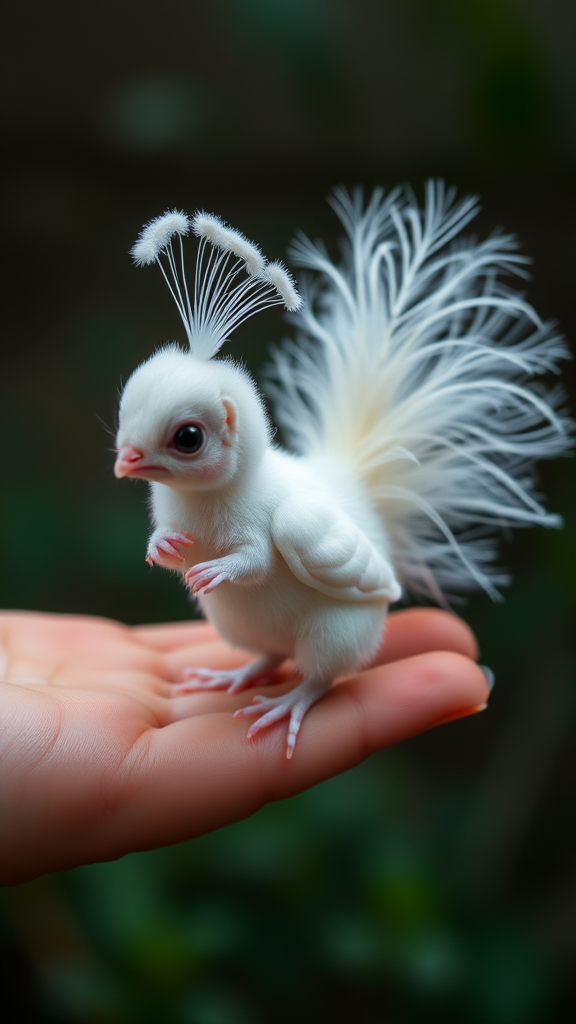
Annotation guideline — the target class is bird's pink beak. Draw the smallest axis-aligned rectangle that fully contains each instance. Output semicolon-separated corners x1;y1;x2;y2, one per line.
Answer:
114;444;145;478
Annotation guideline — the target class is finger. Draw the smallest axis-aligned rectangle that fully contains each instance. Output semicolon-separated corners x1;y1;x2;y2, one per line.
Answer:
375;608;479;664
164;606;478;713
95;651;489;859
0;614;169;686
160;607;478;699
132;620;217;651
163;641;253;682
157;608;477;686
51;669;175;704
132;609;477;660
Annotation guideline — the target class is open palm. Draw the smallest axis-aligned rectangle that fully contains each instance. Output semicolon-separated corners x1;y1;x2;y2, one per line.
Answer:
0;609;488;885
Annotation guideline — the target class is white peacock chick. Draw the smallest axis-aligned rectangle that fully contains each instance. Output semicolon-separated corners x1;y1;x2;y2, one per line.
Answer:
114;186;570;756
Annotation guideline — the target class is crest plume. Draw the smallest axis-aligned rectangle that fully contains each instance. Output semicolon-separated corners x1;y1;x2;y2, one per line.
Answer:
131;209;302;360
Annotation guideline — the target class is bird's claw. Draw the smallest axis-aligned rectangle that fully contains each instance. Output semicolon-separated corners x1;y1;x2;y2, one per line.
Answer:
185;560;233;596
234;678;328;758
176;654;284;695
176;666;266;695
175;669;234;693
146;532;194;568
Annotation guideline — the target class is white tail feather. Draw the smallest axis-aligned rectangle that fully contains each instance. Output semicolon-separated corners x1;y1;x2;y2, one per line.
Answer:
267;183;571;601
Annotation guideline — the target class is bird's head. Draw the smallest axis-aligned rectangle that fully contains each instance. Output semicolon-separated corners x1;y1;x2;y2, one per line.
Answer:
114;207;301;492
114;345;270;491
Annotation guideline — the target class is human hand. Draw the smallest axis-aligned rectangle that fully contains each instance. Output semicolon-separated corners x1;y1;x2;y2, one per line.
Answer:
0;609;489;885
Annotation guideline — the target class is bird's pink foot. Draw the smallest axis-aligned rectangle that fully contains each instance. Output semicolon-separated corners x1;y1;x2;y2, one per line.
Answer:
146;531;194;568
234;677;330;758
176;654;285;696
185;559;235;596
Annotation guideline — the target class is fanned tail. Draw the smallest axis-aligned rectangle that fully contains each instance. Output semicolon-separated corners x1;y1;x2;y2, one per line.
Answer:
267;183;571;602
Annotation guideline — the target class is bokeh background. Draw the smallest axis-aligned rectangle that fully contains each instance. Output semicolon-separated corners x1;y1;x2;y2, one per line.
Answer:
1;1;575;1021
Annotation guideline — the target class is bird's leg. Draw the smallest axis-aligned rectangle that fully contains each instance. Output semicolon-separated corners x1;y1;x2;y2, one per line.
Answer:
234;676;331;758
146;529;194;568
176;652;286;696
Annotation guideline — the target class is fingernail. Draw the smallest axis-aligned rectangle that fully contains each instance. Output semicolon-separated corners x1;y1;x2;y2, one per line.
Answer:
436;702;488;726
478;665;495;692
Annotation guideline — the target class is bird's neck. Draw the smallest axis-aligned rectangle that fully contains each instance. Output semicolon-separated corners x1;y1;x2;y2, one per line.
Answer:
172;443;268;522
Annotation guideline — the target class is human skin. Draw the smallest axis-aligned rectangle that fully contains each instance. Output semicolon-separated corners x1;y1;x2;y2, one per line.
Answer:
0;608;488;886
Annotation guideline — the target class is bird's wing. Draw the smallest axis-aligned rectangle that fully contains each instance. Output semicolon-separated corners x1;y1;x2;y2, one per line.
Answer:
272;497;401;603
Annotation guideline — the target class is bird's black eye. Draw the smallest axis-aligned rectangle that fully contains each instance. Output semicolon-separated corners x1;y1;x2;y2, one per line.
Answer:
173;424;204;454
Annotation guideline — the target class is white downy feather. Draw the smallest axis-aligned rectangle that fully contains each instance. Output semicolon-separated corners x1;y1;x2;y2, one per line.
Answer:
268;182;571;602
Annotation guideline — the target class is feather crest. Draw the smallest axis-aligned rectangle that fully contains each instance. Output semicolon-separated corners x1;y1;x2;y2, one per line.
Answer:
132;209;302;359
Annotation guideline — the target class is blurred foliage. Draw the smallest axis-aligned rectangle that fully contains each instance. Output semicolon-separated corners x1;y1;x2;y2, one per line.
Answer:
0;0;575;1021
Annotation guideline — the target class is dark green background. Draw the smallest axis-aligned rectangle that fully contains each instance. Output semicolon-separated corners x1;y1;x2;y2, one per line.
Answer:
1;1;575;1021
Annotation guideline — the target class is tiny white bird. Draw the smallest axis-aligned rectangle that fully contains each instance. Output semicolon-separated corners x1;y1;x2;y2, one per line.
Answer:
115;187;570;756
